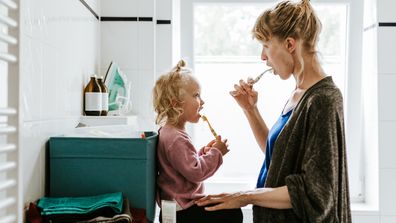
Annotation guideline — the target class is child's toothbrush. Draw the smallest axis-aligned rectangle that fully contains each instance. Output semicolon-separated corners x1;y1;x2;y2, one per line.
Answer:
201;115;218;139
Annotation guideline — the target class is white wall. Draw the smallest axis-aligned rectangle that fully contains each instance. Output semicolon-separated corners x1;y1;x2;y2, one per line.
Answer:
99;0;179;131
100;0;154;131
377;0;396;221
20;0;100;207
353;0;396;222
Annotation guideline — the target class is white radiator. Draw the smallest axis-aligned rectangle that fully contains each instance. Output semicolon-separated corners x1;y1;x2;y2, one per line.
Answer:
0;0;20;222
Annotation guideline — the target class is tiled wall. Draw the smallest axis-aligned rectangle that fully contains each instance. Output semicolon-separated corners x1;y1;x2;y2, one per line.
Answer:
100;0;178;130
354;0;396;222
20;0;100;205
377;0;396;221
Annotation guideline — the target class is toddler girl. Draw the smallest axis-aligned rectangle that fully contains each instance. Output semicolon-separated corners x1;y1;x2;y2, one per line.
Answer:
152;60;243;223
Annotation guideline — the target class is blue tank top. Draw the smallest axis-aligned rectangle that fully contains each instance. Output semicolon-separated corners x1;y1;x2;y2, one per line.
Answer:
256;109;293;188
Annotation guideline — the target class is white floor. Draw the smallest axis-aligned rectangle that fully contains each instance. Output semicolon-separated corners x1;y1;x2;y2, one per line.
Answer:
152;207;253;223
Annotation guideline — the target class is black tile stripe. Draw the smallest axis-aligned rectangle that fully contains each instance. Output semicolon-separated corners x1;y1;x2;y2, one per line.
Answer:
80;0;99;20
138;17;153;22
100;17;155;22
79;1;165;24
379;22;396;27
157;20;171;24
101;17;138;21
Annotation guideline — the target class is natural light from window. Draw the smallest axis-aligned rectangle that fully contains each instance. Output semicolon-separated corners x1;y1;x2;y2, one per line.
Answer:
189;3;360;200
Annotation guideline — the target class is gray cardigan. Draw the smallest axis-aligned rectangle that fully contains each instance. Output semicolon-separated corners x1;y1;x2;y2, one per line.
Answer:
253;77;352;223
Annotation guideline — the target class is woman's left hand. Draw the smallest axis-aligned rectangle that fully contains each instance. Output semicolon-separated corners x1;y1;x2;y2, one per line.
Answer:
195;192;247;211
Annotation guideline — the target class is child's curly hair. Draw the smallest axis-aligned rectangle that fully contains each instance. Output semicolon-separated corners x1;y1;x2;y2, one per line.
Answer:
152;59;193;126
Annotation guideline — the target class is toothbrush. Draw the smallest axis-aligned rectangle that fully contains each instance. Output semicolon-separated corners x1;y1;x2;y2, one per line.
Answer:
249;68;273;85
230;68;273;97
201;115;218;139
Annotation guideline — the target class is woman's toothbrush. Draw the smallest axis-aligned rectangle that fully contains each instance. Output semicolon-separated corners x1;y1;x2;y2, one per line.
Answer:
230;68;273;97
249;68;273;84
201;115;218;139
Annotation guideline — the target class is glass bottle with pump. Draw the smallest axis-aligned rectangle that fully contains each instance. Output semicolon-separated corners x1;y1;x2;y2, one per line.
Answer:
84;75;102;116
97;76;109;116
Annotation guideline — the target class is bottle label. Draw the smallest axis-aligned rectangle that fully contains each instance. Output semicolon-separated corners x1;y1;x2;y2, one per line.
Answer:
85;92;102;111
102;92;109;111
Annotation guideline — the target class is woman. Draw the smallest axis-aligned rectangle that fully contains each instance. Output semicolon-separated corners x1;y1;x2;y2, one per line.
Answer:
196;0;351;222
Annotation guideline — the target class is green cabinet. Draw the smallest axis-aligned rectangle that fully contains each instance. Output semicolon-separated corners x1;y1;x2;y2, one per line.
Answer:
48;131;158;222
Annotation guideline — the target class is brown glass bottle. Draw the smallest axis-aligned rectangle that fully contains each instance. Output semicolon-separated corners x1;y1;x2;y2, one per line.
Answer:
97;77;108;116
83;75;102;116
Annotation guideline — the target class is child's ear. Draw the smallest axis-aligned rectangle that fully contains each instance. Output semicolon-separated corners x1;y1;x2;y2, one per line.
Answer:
170;98;178;107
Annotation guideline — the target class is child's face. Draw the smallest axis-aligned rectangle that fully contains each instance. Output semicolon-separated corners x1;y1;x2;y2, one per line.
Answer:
179;78;204;125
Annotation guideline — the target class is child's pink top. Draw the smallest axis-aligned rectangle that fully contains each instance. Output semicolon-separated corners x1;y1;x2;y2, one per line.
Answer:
156;125;223;209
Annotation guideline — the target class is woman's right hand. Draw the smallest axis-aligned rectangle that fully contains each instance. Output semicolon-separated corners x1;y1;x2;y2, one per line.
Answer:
230;79;258;111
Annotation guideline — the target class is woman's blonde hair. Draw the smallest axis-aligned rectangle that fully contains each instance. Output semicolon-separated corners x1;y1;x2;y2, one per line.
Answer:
152;59;193;126
252;0;322;54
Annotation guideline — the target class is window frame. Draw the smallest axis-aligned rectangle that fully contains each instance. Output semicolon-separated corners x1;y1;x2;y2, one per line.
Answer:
180;0;365;203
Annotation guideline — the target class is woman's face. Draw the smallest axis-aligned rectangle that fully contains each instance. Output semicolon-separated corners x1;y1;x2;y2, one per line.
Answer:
261;37;294;80
178;78;205;125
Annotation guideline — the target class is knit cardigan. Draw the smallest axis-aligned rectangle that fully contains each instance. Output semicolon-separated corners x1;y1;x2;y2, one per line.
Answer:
253;77;352;223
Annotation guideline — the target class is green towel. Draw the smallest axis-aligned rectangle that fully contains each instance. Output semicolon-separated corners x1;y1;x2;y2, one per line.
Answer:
37;192;123;216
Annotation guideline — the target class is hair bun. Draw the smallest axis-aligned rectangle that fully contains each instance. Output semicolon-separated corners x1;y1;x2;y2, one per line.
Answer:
176;59;186;69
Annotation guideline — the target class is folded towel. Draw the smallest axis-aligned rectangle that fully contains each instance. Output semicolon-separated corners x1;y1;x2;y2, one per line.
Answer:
37;192;123;216
76;198;133;223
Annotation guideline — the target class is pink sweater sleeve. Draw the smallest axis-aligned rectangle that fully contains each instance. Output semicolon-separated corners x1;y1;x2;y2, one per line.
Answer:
165;136;223;183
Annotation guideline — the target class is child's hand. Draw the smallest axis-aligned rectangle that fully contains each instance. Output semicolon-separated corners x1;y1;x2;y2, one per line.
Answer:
212;135;229;156
203;146;211;154
200;139;216;155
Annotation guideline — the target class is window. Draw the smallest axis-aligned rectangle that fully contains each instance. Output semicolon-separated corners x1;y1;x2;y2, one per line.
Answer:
181;0;364;202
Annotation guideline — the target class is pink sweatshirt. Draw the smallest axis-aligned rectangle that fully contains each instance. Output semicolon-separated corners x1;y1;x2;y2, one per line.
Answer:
156;125;223;209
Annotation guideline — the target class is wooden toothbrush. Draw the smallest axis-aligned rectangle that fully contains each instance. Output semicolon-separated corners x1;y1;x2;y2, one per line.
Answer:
201;115;218;139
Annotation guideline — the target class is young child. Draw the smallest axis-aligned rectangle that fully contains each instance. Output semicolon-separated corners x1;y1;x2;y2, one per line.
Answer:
152;60;243;223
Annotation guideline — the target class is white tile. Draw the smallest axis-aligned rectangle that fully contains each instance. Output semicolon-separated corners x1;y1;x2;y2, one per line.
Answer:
138;0;154;17
156;25;173;75
156;0;172;20
21;119;80;203
101;0;138;17
101;22;139;70
362;27;377;76
40;44;59;120
379;121;396;169
382;216;396;223
0;61;6;109
23;0;45;40
351;214;379;223
378;0;396;22
21;37;43;121
378;74;396;121
20;0;100;208
363;0;377;27
137;69;155;130
138;22;155;70
378;28;396;74
20;0;34;37
379;169;396;215
21;122;45;203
